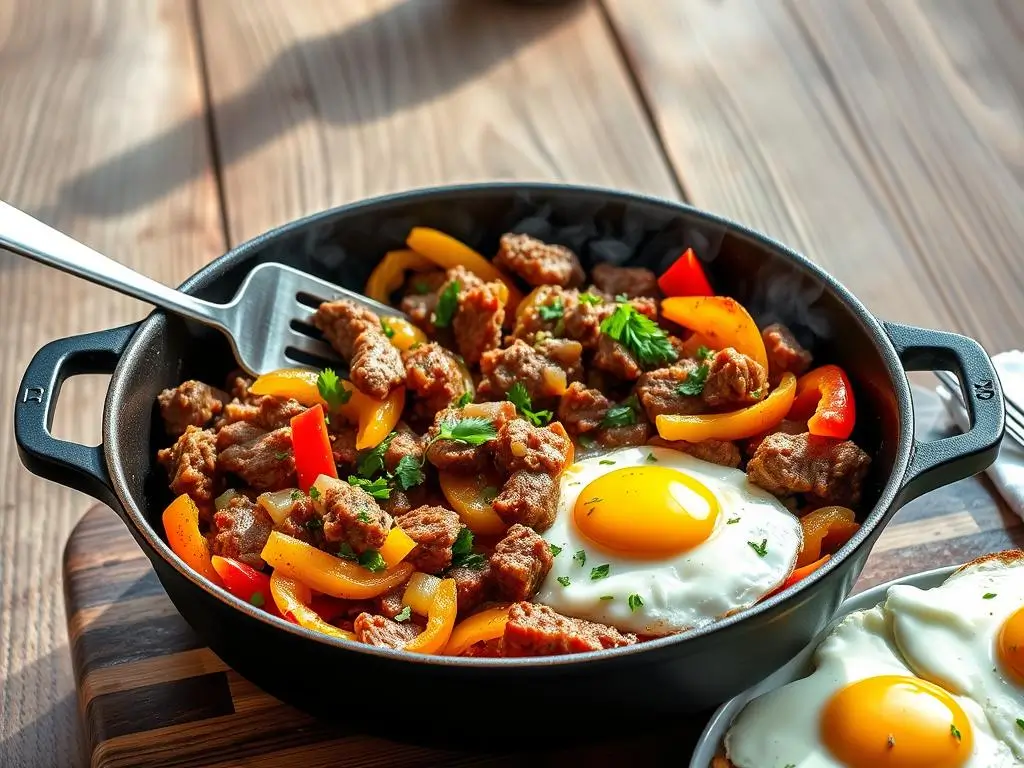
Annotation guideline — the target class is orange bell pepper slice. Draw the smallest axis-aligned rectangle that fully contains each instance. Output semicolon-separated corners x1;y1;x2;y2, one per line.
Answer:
261;530;414;600
444;604;511;656
291;405;337;491
767;555;831;598
364;249;435;303
377;526;417;568
268;571;356;641
381;315;428;352
404;577;458;655
798;506;859;567
438;467;507;536
406;227;522;310
661;296;768;370
162;494;222;586
658;248;713;297
656;373;796;442
788;364;856;440
251;368;404;451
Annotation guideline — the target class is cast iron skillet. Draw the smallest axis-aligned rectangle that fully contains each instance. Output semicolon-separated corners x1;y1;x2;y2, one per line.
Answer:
15;184;1004;737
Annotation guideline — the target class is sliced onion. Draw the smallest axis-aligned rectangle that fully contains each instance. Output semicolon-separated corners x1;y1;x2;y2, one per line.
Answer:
258;488;299;525
214;488;240;512
402;572;441;616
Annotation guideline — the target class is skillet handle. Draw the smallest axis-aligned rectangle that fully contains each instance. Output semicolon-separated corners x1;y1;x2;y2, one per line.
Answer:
885;322;1004;505
14;324;135;511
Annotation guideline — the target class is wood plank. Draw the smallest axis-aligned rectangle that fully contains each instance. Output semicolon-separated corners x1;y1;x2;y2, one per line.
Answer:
601;0;1024;351
0;2;224;766
195;0;681;244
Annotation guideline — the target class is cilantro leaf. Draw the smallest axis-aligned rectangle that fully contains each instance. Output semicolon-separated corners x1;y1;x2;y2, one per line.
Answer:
1016;718;1024;731
549;543;563;557
291;489;304;501
305;517;323;532
450;527;486;569
600;595;614;601
455;391;474;407
696;345;714;361
578;292;602;306
590;564;610;580
599;302;677;368
347;475;391;499
437;416;497;446
676;364;709;396
358;549;387;572
600;395;639;428
481;485;499;503
507;382;553;427
599;459;616;465
336;542;356;560
727;517;741;525
394;605;412;622
645;453;658;463
308;486;321;501
984;592;997;600
434;280;461;328
950;724;961;742
317;368;352;410
573;549;587;568
748;539;769;557
393;454;426;491
452;527;474;555
273;450;290;460
628;593;644;612
357;431;397;478
380;318;395;338
538;298;564;321
557;576;571;587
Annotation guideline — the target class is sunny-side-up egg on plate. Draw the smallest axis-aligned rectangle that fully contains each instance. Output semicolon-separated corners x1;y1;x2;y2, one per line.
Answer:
533;445;803;636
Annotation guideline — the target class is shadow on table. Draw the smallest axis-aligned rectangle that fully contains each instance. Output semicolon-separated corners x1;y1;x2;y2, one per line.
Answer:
51;0;585;225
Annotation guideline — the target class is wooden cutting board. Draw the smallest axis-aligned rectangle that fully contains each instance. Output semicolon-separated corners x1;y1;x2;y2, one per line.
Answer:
64;391;1024;767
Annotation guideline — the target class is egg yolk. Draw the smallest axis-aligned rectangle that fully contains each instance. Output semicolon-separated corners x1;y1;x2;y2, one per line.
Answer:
820;675;972;768
572;466;719;558
997;605;1024;684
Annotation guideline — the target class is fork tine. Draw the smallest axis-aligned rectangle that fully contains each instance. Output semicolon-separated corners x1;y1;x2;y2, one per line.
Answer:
936;369;1023;448
284;328;341;364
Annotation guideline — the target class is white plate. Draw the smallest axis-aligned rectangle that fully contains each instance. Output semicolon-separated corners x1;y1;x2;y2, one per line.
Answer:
688;565;957;768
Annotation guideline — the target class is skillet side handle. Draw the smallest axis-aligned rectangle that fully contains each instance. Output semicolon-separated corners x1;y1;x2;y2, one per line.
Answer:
14;325;135;511
885;322;1004;505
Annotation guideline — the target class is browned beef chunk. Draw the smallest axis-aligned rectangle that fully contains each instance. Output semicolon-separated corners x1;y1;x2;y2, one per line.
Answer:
490;524;553;602
562;291;607;349
747;432;871;507
312;300;404;398
702;348;768;408
275;496;324;546
219;395;307;432
315;476;392;554
216;421;266;451
376;587;406;620
502;602;637;656
595;422;650;448
401;292;437;333
218;427;296;492
158;380;228;437
478;339;583;401
158;426;219;516
593;336;643;381
590;263;659;299
403;343;470;421
209;495;274;569
353;613;420;649
494;233;584;288
394;505;462;574
511;285;573;343
492;470;558;531
648;436;742;468
424;402;516;473
557;382;610;434
494;419;571;475
636;362;705;420
226;372;254;402
448;565;493;613
329;423;359;468
743;419;807;458
383;423;425;473
453;278;505;365
762;323;812;382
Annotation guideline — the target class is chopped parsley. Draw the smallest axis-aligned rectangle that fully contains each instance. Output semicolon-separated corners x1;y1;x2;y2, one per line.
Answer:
1017;718;1024;731
394;605;412;622
676;364;710;396
557;576;571;587
578;292;602;306
393;454;425;490
573;549;587;567
696;345;714;361
291;489;304;501
549;543;563;557
983;592;997;600
600;595;614;601
950;724;961;742
308;486;321;501
304;517;323;532
750;389;762;399
615;293;629;302
358;549;387;573
434;280;461;328
628;594;644;612
481;485;499;504
599;459;616;465
274;451;290;461
538;298;564;321
455;391;474;407
450;527;487;570
727;517;741;525
507;382;553;427
748;539;769;557
357;511;371;523
357;431;397;478
347;475;391;500
645;453;658;463
337;542;356;560
599;302;677;368
317;368;352;410
249;592;265;608
380;318;395;338
600;395;639;428
590;564;610;581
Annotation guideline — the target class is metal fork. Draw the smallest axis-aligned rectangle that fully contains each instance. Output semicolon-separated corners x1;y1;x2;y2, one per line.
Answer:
935;368;1023;447
0;201;408;376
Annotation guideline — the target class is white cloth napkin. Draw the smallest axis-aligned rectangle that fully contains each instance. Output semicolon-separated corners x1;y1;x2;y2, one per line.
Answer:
937;350;1024;521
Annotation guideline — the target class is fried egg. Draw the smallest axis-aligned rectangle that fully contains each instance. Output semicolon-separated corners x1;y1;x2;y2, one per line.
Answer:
885;553;1024;761
534;445;802;635
725;606;1017;768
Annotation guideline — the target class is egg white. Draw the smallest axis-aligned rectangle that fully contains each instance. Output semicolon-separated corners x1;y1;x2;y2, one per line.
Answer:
535;446;802;635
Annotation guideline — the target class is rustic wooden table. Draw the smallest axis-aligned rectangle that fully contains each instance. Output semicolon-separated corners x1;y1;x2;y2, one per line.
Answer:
1;1;1022;765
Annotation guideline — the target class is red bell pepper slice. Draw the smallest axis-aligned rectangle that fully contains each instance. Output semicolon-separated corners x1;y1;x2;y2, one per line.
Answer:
210;555;279;616
767;555;831;598
290;404;338;491
787;364;856;440
657;248;713;297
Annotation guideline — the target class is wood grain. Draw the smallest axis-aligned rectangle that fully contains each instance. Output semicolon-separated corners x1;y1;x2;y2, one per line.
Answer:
194;0;681;245
600;0;1024;352
0;2;224;767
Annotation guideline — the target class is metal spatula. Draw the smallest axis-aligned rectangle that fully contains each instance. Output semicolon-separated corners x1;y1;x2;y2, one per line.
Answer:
0;201;407;376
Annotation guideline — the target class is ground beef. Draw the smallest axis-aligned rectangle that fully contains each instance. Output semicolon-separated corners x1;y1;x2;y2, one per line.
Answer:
312;300;405;399
590;263;659;299
375;587;406;620
557;382;610;434
743;419;807;458
453;279;505;365
762;323;813;382
219;395;307;432
478;339;582;402
593;336;643;381
493;419;572;475
490;524;553;602
395;505;462;574
383;423;425;473
353;613;420;649
400;292;437;333
217;427;296;492
502;602;637;656
403;343;470;421
595;422;650;448
636;362;705;420
216;421;266;451
492;470;559;532
275;496;324;546
209;495;274;569
226;372;254;403
510;285;573;343
158;380;228;437
702;348;768;408
494;233;585;288
329;423;359;468
316;476;392;553
448;565;493;613
158;426;219;516
747;432;871;507
563;292;607;349
648;437;742;468
423;402;518;473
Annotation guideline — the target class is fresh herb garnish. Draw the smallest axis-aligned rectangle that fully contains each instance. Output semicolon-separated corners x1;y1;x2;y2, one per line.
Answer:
983;592;997;600
696;345;714;361
434;280;461;328
305;517;323;532
615;293;629;303
436;416;498;447
600;595;614;601
357;431;396;478
628;594;644;612
538;298;564;321
274;451;290;460
645;453;658;463
380;318;395;338
590;564;610;580
578;292;602;306
249;592;265;608
677;364;710;396
317;368;352;410
455;391;474;407
393;454;425;491
336;542;356;560
573;549;587;567
450;527;487;570
578;434;596;449
549;543;563;557
600;395;639;428
1016;718;1024;731
950;724;961;742
481;485;499;504
347;475;391;500
599;302;677;368
748;539;769;557
599;459;616;465
506;382;553;426
308;486;321;501
727;517;741;525
358;549;387;573
394;606;412;622
557;576;571;587
291;489;304;501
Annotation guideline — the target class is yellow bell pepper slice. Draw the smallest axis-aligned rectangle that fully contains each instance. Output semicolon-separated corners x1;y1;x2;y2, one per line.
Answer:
261;531;414;600
438;468;507;536
269;571;356;641
364;249;435;303
404;577;458;655
406;227;523;310
378;525;417;568
250;368;403;450
381;315;427;352
162;494;222;587
655;373;797;442
445;604;511;656
661;296;769;371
